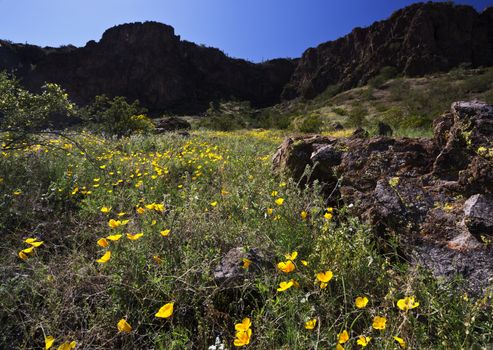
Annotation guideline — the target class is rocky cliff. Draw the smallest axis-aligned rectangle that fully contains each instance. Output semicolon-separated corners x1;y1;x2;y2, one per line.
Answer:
0;2;492;113
0;22;296;114
282;2;493;99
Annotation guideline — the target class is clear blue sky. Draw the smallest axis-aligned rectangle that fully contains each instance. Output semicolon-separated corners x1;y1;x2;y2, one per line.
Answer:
0;0;491;62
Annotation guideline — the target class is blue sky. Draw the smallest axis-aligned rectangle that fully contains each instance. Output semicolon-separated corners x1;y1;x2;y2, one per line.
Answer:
0;0;491;62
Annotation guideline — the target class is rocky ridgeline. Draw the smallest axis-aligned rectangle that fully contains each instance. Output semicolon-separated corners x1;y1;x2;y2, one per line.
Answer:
273;101;493;292
1;3;492;113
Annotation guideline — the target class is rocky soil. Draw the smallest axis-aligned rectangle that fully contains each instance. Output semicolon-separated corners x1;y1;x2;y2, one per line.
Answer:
273;101;493;292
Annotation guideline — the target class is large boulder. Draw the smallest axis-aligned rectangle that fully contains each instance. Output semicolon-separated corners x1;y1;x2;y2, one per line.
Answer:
273;101;493;291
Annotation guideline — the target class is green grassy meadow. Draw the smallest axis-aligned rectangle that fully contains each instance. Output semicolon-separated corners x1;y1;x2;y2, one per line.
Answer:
1;129;493;349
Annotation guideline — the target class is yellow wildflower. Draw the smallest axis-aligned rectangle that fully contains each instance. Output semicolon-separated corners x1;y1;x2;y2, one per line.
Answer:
355;296;369;309
97;238;109;247
266;208;273;215
396;296;419;311
126;233;144;241
242;258;252;269
393;336;407;349
301;211;308;220
316;271;333;283
234;318;251;332
338;330;349;344
277;280;294;292
277;260;295;273
160;229;170;237
372;316;387;330
106;234;122;241
45;335;55;349
301;260;308;266
117;319;132;333
210;201;218;207
136;207;146;215
304;318;317;330
101;207;111;214
233;328;252;347
356;336;371;347
155;302;174;318
18;251;28;260
275;198;284;206
96;251;111;263
285;251;298;260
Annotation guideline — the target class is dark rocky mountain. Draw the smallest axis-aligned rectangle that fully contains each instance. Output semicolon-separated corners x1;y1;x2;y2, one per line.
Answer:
0;2;492;113
282;2;493;99
0;23;296;114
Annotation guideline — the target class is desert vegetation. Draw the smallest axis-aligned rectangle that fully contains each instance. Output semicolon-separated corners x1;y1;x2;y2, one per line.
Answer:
1;72;493;349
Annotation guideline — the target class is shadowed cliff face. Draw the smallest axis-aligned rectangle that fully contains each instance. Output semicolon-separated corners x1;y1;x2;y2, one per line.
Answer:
0;3;492;113
0;22;296;114
281;3;493;100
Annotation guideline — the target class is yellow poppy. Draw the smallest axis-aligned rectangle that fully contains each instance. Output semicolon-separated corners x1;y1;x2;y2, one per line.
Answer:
266;208;273;215
126;233;144;241
18;251;28;260
277;280;294;292
160;229;170;237
21;247;35;254
106;234;122;241
304;318;317;330
397;296;419;311
284;251;298;260
97;238;109;247
155;302;174;318
96;251;111;263
372;316;387;330
338;330;349;344
136;207;146;215
45;335;55;349
301;211;308;220
100;206;111;213
234;318;251;332
117;319;132;333
277;260;295;273
356;336;371;347
316;271;333;283
301;260;308;266
336;344;344;350
355;296;369;309
393;336;407;349
210;201;218;207
233;328;252;347
242;258;252;269
275;198;284;206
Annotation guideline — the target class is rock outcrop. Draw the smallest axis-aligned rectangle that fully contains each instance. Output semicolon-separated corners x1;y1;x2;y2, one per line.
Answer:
281;3;493;100
1;3;492;113
0;22;296;114
273;101;493;292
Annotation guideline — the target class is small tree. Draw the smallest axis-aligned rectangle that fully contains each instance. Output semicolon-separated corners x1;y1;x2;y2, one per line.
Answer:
81;95;154;137
0;72;74;149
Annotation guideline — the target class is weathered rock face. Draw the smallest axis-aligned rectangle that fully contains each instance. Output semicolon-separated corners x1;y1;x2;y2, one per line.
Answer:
282;3;493;100
154;116;191;133
0;22;296;114
273;101;493;292
1;3;492;114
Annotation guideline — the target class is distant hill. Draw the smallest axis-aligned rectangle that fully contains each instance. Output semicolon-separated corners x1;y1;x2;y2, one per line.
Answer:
0;2;492;114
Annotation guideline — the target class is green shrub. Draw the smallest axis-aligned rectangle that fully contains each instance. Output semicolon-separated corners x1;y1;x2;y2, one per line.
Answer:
0;71;74;149
291;114;321;133
347;106;368;127
81;95;153;137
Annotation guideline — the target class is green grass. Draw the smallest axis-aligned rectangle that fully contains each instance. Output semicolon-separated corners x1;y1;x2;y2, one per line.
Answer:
1;129;492;349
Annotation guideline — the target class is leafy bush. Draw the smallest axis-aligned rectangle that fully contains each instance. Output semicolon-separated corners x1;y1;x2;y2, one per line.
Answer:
81;95;153;137
291;114;321;133
0;71;74;148
347;106;368;127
